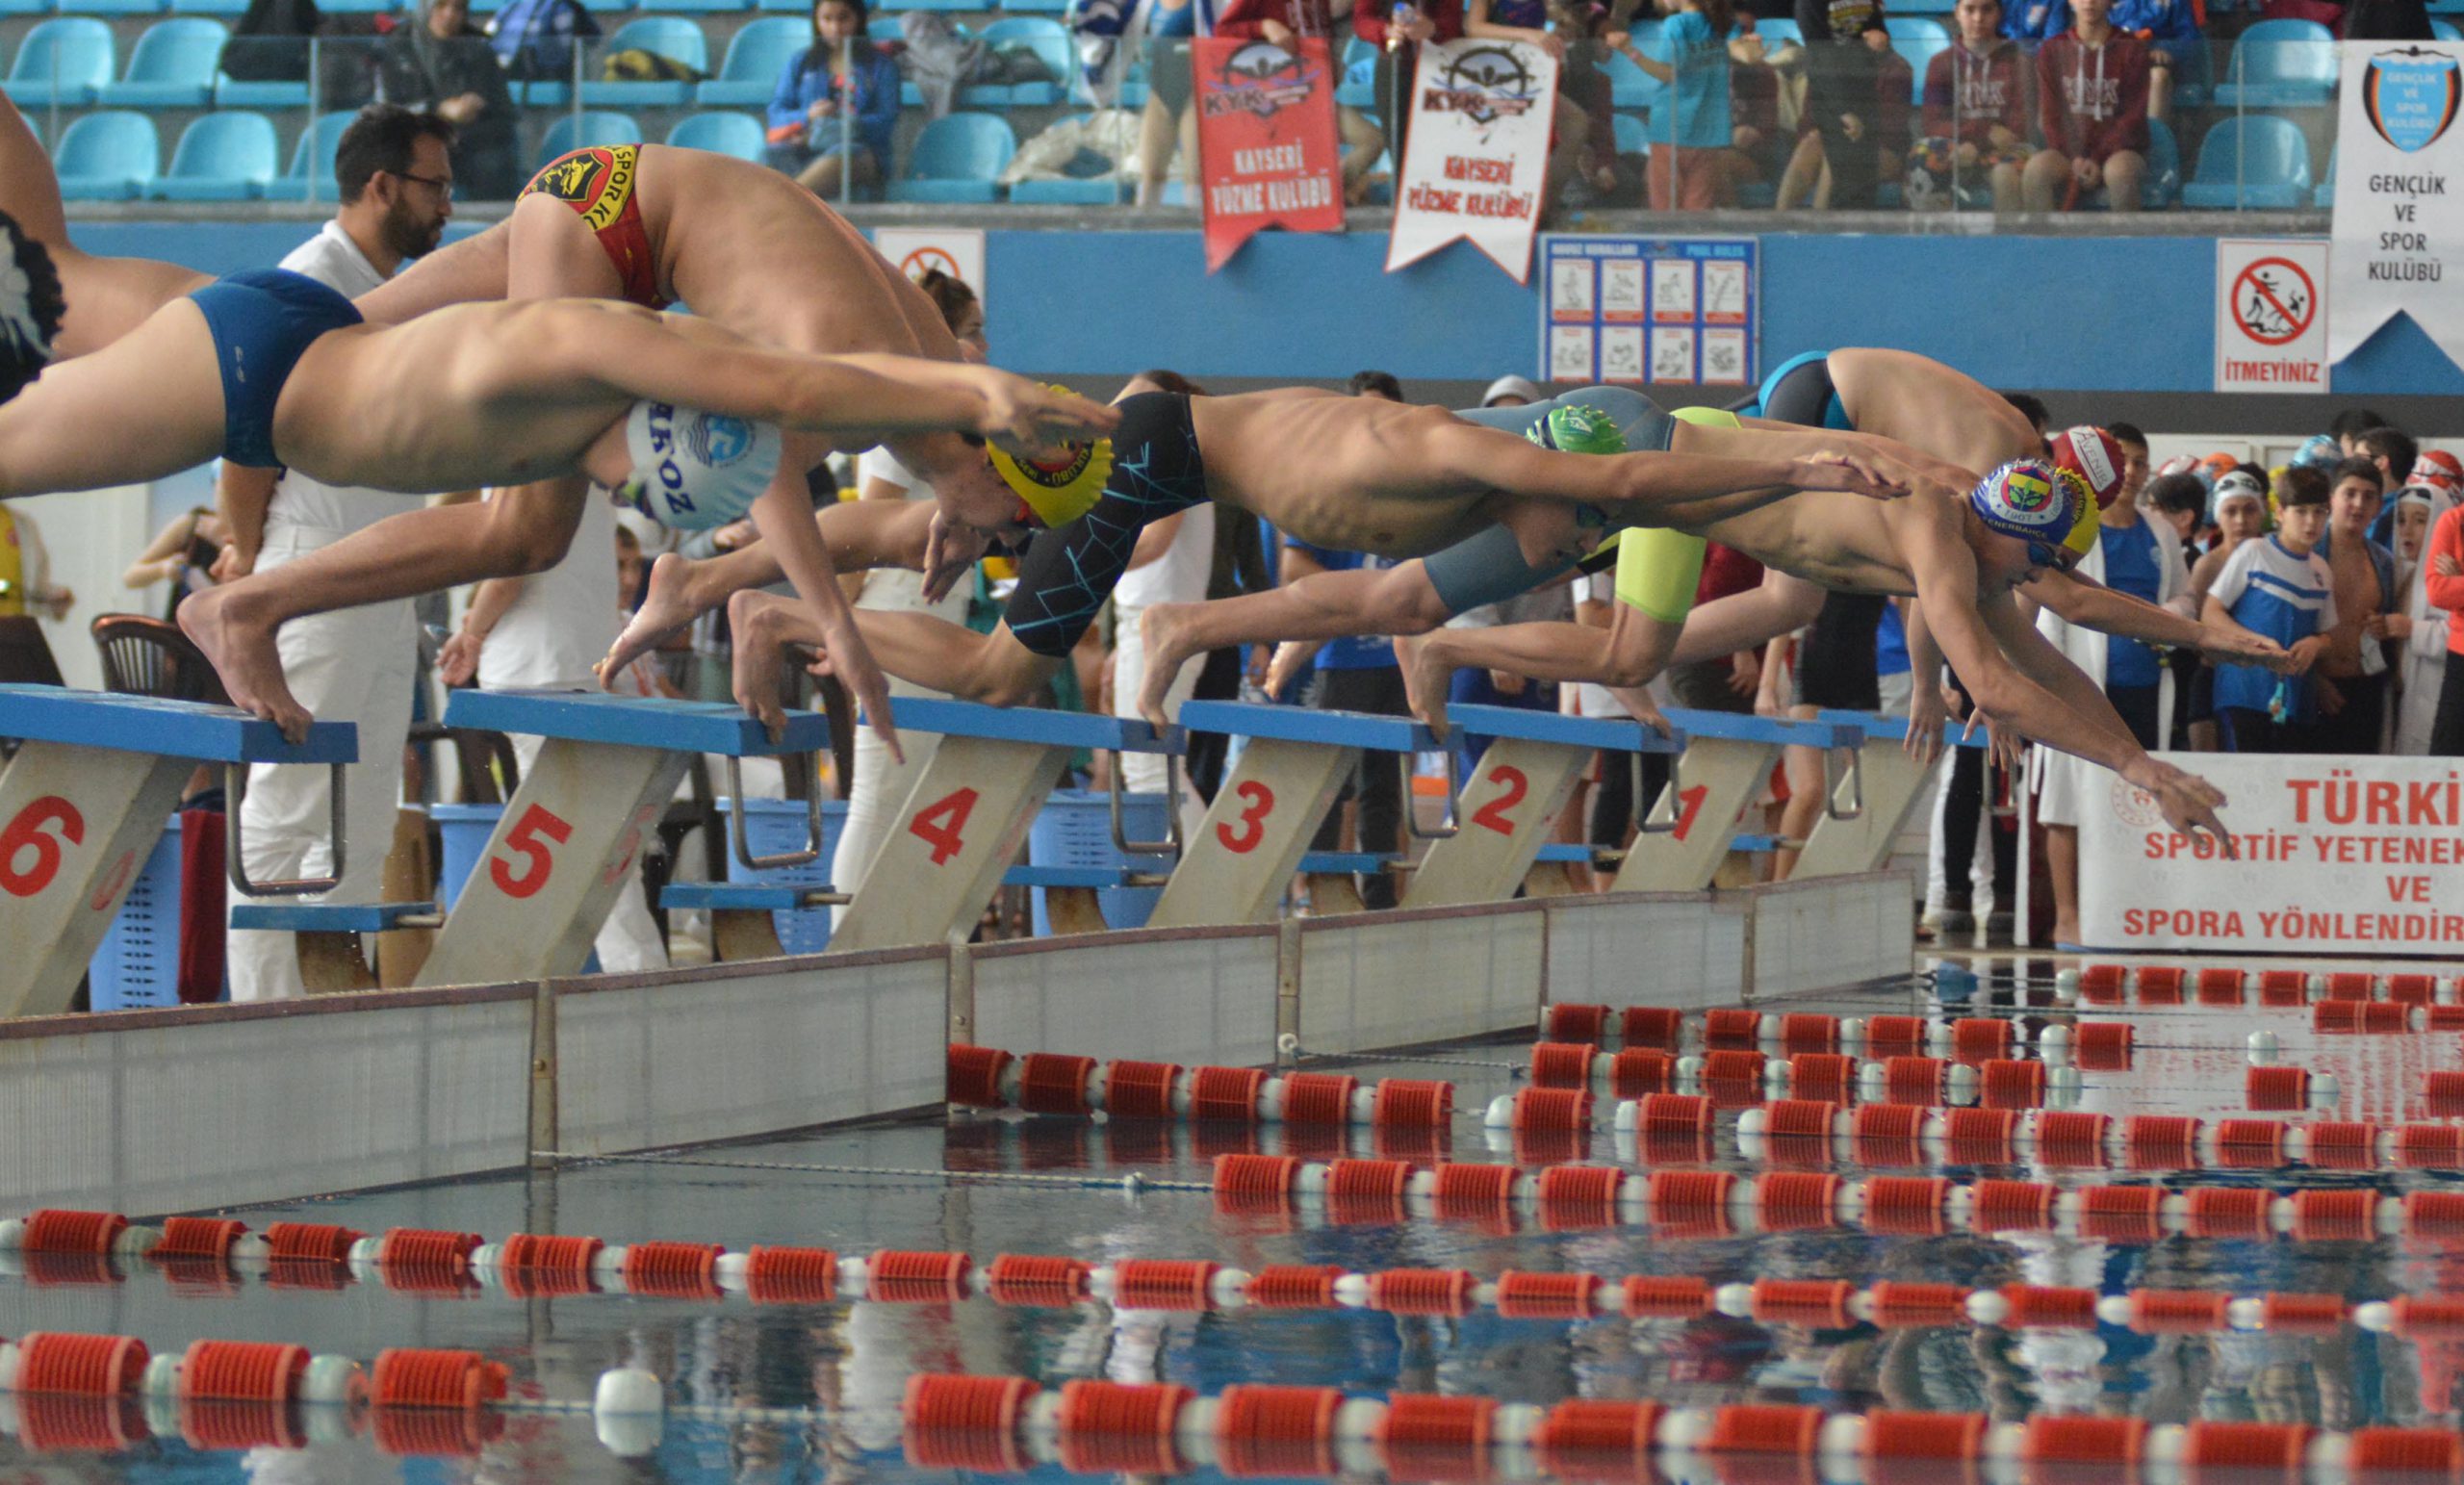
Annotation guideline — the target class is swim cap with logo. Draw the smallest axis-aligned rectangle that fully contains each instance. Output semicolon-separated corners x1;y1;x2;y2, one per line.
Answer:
618;400;783;531
2409;448;2464;499
1969;457;2079;546
2212;468;2268;513
1525;402;1629;457
987;384;1115;528
2294;434;2341;471
2047;425;2126;510
0;211;64;404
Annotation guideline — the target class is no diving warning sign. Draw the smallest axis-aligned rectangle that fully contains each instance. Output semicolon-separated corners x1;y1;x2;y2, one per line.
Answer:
2216;238;2328;392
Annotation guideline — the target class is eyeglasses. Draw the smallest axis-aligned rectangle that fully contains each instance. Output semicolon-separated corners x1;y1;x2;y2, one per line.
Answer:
395;171;454;196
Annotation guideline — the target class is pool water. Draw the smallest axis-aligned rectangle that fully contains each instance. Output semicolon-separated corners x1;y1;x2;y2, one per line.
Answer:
4;958;2461;1481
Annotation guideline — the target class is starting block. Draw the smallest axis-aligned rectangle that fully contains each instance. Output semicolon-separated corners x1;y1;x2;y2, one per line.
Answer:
1789;709;1987;879
659;881;848;962
0;686;354;1015
1407;704;1684;908
1610;708;1861;893
414;691;832;987
1145;703;1447;930
827;699;1182;954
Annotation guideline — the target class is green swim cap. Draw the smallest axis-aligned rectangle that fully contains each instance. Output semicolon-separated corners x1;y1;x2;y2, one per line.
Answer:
1526;403;1627;456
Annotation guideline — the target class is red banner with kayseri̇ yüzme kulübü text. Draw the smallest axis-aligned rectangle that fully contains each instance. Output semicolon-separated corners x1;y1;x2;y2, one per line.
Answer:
1194;35;1346;271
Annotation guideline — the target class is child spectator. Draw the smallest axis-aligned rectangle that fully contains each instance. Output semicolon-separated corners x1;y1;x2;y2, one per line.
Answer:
1470;0;1602;209
2333;408;2388;454
2203;466;2335;754
1778;0;1908;209
1907;0;2031;212
1605;0;1740;208
2183;470;2265;750
768;0;903;197
2355;425;2421;492
2311;456;2399;753
2389;485;2450;753
2108;0;2199;121
1725;11;1796;195
2427;499;2464;755
2023;0;2147;211
2143;470;2206;559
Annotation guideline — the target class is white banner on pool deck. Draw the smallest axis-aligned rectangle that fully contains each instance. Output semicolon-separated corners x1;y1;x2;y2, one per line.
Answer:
1385;38;1558;282
2078;752;2464;956
2329;42;2464;365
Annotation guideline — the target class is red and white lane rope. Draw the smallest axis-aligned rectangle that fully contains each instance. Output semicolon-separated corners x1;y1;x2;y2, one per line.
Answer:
901;1372;2462;1482
2061;964;2464;1008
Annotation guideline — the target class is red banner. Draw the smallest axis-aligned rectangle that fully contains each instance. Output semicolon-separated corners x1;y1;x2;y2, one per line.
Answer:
1194;36;1345;272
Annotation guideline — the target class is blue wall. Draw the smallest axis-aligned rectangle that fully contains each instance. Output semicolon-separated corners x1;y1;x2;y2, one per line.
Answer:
70;219;2464;396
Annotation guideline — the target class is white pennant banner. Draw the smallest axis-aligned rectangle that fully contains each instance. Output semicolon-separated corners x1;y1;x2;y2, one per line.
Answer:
2329;42;2464;365
1384;38;1559;283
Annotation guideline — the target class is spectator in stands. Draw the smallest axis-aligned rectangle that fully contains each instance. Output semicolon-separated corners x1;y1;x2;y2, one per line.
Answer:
2311;456;2399;753
2143;470;2206;552
222;105;457;1002
2426;499;2464;755
1604;0;1739;209
1471;0;1601;209
1215;0;1394;202
125;507;222;619
1357;0;1464;169
2022;0;2147;212
2392;484;2452;754
1726;11;1796;196
767;0;904;198
379;0;520;198
1906;0;2031;213
1135;0;1205;207
2108;0;2199;122
488;0;598;83
2183;467;2266;749
2346;0;2434;39
2204;466;2334;754
2032;432;2183;946
1778;0;1906;209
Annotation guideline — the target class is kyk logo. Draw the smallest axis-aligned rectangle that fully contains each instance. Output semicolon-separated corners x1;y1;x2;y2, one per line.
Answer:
1201;40;1321;119
2364;46;2462;153
1424;42;1540;127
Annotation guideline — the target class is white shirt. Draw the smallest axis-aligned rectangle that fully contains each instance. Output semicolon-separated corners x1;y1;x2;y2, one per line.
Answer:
267;222;424;536
1115;501;1216;611
479;493;620;690
854;448;969;624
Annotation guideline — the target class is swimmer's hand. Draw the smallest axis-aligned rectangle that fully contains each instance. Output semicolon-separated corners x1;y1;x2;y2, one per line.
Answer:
969;369;1121;460
1609;684;1671;736
437;627;484;687
2198;625;2297;675
1905;679;1949;766
920;508;992;605
1787;451;1908;502
1264;639;1315;700
2125;756;2233;858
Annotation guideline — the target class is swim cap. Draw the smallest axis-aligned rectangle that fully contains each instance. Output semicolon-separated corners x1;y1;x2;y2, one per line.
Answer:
1969;457;2079;546
2212;468;2267;512
2409;448;2464;499
619;400;784;532
2047;425;2126;510
0;211;63;404
987;387;1115;527
1525;402;1629;457
2293;434;2342;471
2397;484;2436;511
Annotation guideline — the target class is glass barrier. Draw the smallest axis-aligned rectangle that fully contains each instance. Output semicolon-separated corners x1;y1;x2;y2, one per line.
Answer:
12;13;2360;215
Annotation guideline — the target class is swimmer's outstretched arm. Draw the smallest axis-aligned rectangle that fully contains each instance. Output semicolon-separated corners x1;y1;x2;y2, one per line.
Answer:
732;590;1060;709
743;473;903;757
351;222;511;325
1418;419;1904;522
2024;567;2297;673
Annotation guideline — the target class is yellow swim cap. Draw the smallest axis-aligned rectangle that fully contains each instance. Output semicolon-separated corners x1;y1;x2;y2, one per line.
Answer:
2056;466;2100;559
986;385;1113;527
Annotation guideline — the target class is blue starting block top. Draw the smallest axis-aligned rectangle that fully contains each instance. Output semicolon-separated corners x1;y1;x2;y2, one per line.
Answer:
1177;701;1437;755
1658;706;1860;751
661;882;840;911
1005;863;1134;889
1730;832;1783;853
1813;708;1990;751
227;901;436;933
445;689;831;757
869;697;1182;755
1448;704;1685;755
1298;851;1395;874
0;686;355;764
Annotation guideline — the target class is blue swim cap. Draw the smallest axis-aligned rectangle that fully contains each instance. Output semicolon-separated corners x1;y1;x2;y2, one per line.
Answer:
2294;434;2341;471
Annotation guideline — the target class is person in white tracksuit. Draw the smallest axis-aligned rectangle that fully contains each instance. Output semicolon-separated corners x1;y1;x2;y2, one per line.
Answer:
2393;485;2457;755
224;106;457;1001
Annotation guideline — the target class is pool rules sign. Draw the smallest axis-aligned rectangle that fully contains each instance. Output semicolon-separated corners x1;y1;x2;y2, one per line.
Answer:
1386;38;1558;282
2330;43;2464;367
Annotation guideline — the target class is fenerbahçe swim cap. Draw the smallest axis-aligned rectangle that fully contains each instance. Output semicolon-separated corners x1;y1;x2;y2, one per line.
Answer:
986;385;1114;528
1970;457;2081;549
1525;403;1628;457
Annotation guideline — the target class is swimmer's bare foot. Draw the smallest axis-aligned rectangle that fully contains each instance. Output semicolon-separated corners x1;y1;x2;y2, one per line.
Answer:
597;551;703;686
1136;602;1204;728
180;582;312;743
1395;631;1457;741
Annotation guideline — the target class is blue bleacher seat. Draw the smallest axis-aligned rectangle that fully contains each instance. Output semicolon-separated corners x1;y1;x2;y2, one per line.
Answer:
2435;16;2462;38
8;18;116;106
1890;33;1947;103
53;110;157;198
698;13;807;104
151;108;274;198
886;110;1012;201
534;108;644;167
665;108;765;160
81;0;170;18
1749;16;1800;43
582;15;709;104
1010;175;1122;202
98;17;226;106
262;108;353;199
656;0;745;16
977;16;1065;105
170;0;248;13
316;0;398;13
882;0;975;13
1335;34;1375;107
2211;18;2335;108
212;31;312;105
0;0;53;16
2180;114;2312;209
2315;142;2335;208
2143;115;2180;208
1001;0;1066;14
1882;15;1948;38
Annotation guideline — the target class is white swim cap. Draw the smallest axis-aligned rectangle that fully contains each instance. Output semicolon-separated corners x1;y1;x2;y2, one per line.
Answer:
619;400;784;531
